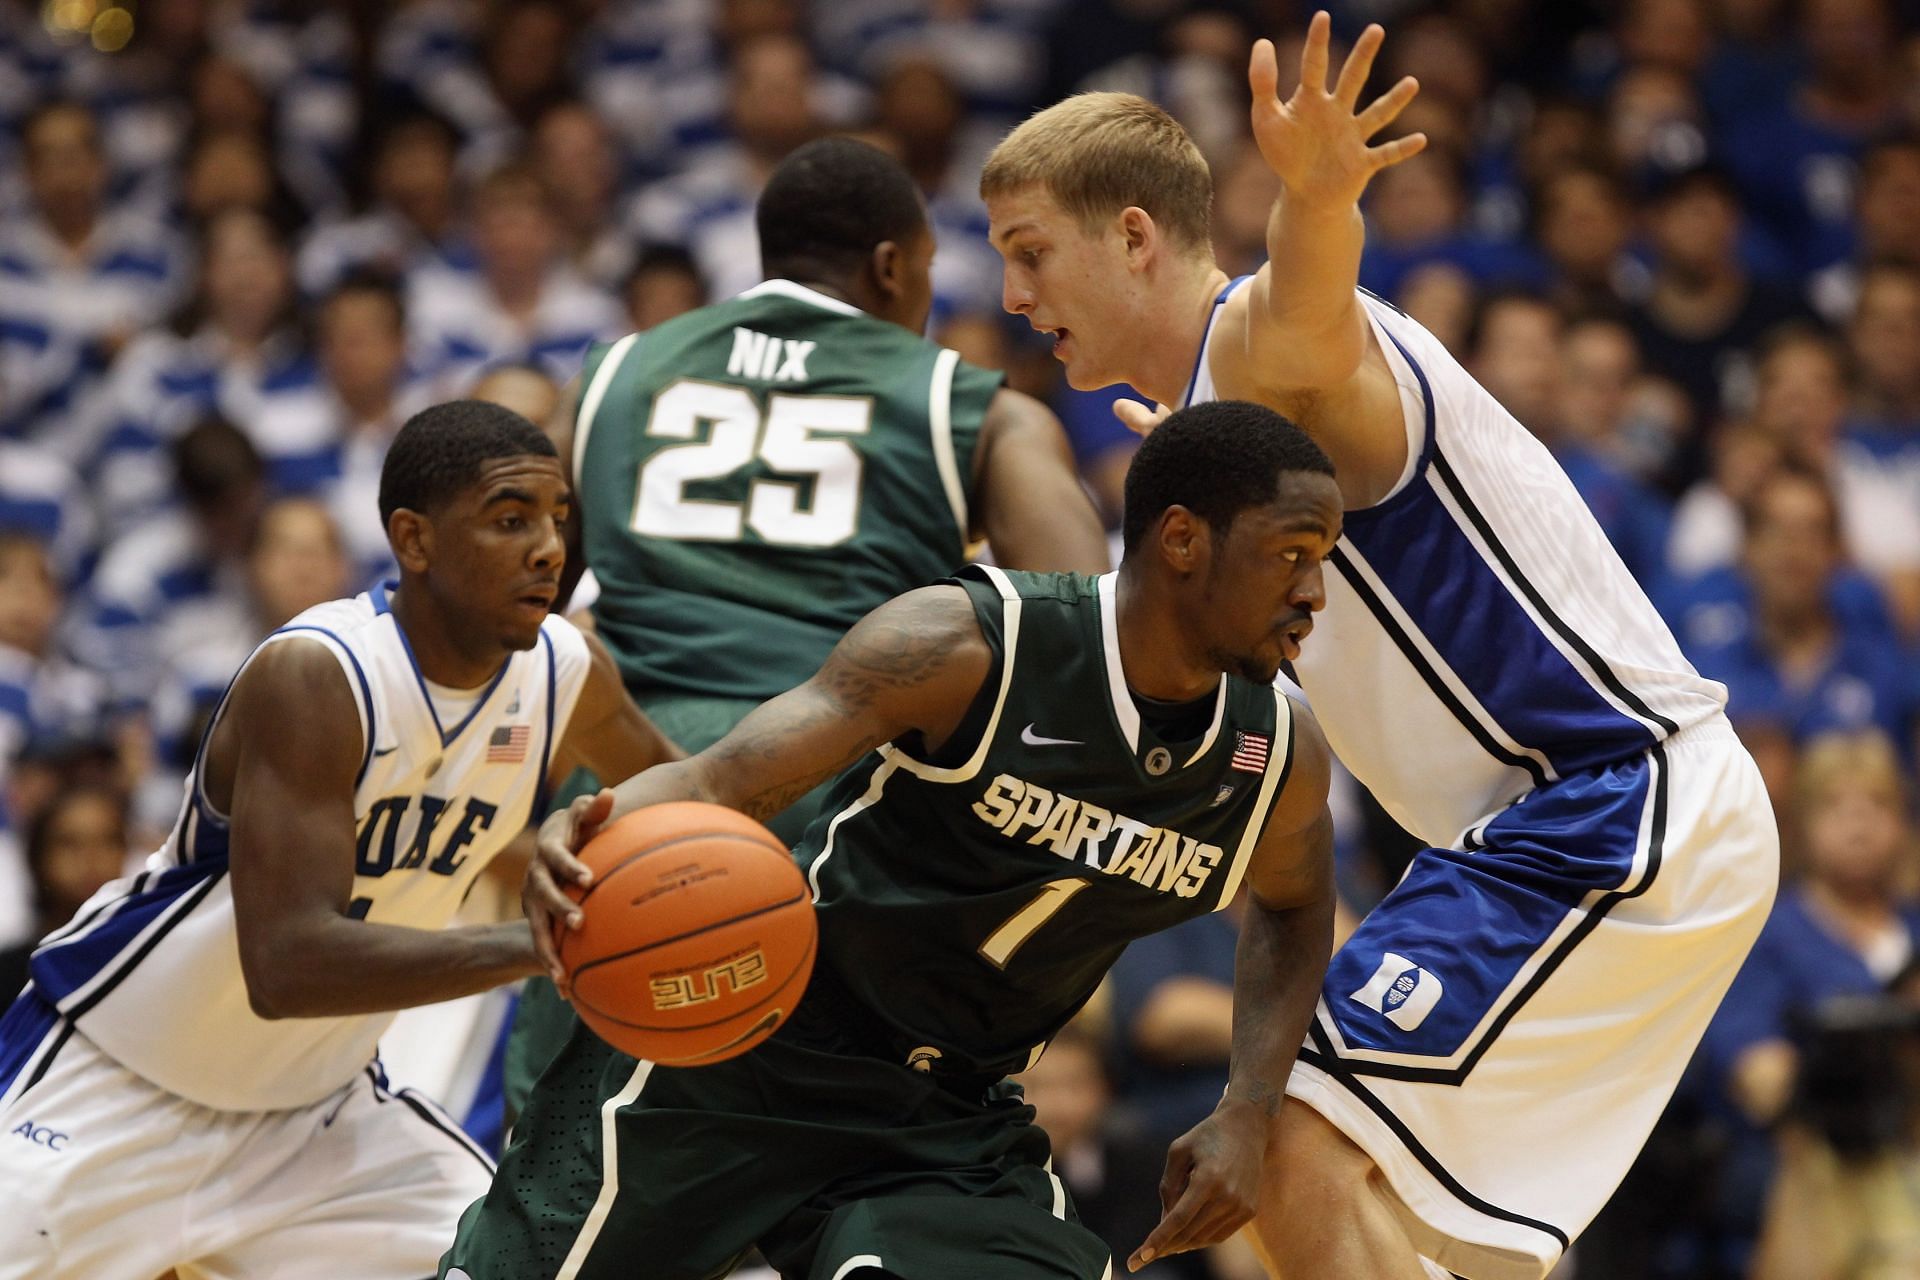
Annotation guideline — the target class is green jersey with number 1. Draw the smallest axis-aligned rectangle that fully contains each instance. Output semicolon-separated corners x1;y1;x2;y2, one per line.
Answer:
572;279;1005;699
799;566;1296;1079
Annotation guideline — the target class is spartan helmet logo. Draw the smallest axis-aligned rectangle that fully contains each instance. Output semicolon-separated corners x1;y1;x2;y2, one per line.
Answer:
1144;746;1172;776
906;1046;944;1072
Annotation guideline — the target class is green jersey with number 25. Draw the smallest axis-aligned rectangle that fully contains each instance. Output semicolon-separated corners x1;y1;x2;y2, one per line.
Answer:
571;279;1005;699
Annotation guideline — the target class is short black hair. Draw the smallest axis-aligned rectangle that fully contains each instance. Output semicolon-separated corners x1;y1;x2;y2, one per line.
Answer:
757;136;927;280
378;400;558;525
1122;401;1334;550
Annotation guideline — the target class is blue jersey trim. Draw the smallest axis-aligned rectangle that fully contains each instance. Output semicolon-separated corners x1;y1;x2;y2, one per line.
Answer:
36;864;228;1022
1179;275;1251;408
533;629;558;823
1336;332;1657;773
275;624;379;785
1427;452;1681;739
374;581;513;748
0;986;64;1101
1327;546;1552;788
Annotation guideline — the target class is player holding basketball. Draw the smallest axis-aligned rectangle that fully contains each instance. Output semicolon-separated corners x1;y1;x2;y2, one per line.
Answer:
0;402;677;1280
980;14;1777;1279
445;400;1339;1280
503;134;1110;1117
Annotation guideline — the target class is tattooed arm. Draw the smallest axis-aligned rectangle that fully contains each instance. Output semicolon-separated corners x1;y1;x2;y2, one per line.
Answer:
1129;698;1335;1272
523;587;992;980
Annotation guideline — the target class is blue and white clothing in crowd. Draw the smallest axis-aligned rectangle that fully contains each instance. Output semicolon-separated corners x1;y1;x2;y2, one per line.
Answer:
0;442;93;583
407;264;620;390
84;329;318;537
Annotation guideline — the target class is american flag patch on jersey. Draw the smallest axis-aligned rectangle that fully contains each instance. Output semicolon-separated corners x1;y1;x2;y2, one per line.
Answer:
487;725;529;763
1229;731;1270;774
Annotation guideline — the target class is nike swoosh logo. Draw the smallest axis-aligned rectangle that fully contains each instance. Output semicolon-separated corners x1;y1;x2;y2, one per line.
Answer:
1021;723;1083;748
372;745;399;758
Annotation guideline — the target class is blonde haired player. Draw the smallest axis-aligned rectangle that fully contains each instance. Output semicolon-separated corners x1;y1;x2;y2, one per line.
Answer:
0;401;677;1279
983;14;1777;1280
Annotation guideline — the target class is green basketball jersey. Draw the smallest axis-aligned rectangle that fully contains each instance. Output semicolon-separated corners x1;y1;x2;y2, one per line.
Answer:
573;279;1005;699
798;566;1297;1078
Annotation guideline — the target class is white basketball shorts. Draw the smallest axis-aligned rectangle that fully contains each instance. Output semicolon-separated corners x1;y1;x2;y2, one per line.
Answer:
0;1005;492;1280
1288;718;1777;1280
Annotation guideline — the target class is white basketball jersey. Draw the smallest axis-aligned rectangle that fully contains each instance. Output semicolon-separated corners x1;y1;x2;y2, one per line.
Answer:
1186;287;1727;846
27;586;591;1110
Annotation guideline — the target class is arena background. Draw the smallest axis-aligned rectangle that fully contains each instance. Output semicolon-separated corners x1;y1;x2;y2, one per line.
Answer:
3;0;1919;1276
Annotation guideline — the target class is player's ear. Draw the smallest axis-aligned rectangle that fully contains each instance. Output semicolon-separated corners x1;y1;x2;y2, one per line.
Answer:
1120;206;1155;266
387;508;432;575
870;239;903;299
1158;505;1208;577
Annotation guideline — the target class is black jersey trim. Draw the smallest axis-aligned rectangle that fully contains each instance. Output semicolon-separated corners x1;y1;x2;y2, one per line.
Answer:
368;1066;497;1173
1320;742;1667;1085
1328;546;1550;789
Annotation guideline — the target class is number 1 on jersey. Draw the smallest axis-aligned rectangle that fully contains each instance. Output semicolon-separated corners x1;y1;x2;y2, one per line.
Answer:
979;878;1091;969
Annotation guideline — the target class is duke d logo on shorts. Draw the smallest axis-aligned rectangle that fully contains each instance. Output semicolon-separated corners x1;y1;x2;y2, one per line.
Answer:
1348;952;1444;1032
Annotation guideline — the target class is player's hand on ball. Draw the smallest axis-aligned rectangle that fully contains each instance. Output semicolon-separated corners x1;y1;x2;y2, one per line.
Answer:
524;789;614;991
1114;399;1171;438
1128;1107;1265;1271
1249;11;1425;209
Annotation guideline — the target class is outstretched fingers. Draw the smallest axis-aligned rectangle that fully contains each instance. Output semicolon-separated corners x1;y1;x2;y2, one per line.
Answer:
1297;10;1332;96
1357;74;1421;138
1367;130;1429;173
1332;23;1384;110
1248;37;1281;105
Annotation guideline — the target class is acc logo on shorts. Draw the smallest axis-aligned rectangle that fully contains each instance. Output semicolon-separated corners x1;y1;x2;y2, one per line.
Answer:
1348;952;1444;1032
9;1120;68;1151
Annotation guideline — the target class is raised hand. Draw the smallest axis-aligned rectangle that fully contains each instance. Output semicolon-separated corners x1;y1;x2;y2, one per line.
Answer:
1113;398;1172;437
1249;11;1426;210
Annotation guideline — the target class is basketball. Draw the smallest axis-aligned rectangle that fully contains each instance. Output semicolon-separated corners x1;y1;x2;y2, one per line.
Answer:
557;801;817;1066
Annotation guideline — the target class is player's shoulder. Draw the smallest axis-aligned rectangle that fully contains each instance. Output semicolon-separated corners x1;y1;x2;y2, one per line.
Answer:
957;563;1097;606
277;591;379;640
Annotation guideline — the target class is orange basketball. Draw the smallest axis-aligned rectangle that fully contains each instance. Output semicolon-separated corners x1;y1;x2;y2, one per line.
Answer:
557;801;816;1066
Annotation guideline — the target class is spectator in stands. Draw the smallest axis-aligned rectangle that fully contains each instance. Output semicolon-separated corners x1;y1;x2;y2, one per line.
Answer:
1360;144;1538;300
468;362;562;428
0;442;93;584
1743;324;1920;637
88;206;315;536
0;530;106;948
1809;136;1920;324
1395;261;1477;356
1554;315;1677;584
0;781;131;1000
628;32;838;298
179;128;296;230
1534;163;1649;315
146;496;350;792
408;161;620;389
1684;467;1913;803
1628;163;1811;485
0;101;187;443
292;271;429;586
1014;1019;1198;1279
533;100;633;292
295;112;471;299
622;246;709;334
1719;0;1903;275
1846;262;1920;440
79;418;267;720
1702;730;1919;1271
871;52;1005;319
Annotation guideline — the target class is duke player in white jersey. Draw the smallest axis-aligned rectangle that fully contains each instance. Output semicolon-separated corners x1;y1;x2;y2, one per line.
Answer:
0;401;677;1279
984;16;1777;1280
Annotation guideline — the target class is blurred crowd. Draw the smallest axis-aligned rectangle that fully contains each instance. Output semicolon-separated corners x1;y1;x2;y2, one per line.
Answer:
2;0;1920;1275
